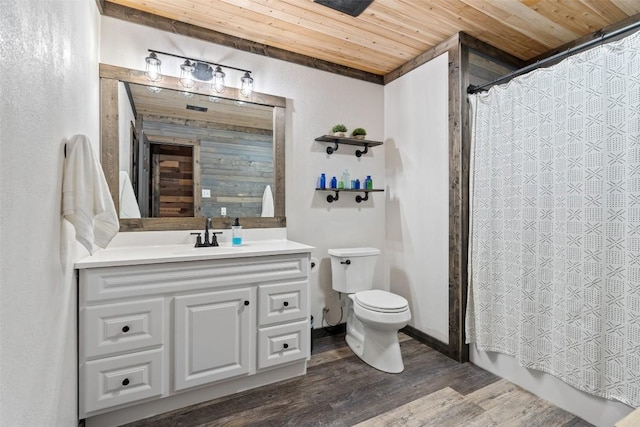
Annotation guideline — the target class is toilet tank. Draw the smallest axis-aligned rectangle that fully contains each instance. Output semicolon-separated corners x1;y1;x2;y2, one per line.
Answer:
328;247;381;293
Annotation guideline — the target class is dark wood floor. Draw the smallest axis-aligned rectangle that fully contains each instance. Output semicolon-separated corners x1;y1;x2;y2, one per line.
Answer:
125;334;593;427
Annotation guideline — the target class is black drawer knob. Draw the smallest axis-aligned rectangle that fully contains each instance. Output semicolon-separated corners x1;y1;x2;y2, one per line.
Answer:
122;378;130;386
244;300;250;306
283;343;289;349
283;301;289;307
122;325;130;333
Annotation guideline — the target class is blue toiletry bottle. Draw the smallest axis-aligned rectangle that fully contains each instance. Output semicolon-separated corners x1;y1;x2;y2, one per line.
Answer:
232;217;242;246
331;176;337;189
319;173;326;189
365;175;373;189
355;179;361;189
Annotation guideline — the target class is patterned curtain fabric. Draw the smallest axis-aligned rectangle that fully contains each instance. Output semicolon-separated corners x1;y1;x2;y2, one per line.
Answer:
466;30;640;406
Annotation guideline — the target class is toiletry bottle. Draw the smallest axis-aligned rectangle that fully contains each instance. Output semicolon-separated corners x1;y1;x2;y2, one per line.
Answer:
319;173;326;189
355;179;360;189
342;169;351;189
331;176;337;189
365;175;373;189
232;218;242;246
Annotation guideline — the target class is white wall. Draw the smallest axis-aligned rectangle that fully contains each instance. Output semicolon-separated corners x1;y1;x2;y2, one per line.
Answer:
99;17;385;328
0;0;100;425
384;54;449;343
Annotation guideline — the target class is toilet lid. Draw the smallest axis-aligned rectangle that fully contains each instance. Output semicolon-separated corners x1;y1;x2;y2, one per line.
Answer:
355;290;408;313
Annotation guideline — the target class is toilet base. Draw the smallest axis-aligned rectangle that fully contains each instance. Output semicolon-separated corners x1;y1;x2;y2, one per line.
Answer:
346;326;405;373
344;298;408;374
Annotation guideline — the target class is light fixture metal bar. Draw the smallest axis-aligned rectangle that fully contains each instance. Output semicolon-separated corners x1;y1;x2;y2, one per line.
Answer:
148;49;252;74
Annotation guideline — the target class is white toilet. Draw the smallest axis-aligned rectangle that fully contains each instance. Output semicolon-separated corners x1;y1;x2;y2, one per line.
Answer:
328;247;411;373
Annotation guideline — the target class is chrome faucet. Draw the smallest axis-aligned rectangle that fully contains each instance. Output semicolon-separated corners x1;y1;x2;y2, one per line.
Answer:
190;217;222;247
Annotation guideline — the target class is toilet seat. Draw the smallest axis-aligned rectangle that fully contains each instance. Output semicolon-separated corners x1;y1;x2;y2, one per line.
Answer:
355;290;408;313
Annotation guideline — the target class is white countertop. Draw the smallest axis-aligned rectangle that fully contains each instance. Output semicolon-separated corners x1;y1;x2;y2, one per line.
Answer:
75;239;313;269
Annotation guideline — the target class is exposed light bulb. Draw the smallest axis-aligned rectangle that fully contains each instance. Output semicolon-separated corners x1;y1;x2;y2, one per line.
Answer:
212;66;226;94
145;52;162;82
240;71;253;97
180;60;195;89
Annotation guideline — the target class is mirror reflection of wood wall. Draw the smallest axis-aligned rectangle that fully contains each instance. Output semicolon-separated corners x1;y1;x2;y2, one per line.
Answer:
141;115;273;218
150;143;195;217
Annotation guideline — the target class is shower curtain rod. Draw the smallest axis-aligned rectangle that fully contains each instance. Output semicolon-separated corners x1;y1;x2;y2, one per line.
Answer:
467;20;640;94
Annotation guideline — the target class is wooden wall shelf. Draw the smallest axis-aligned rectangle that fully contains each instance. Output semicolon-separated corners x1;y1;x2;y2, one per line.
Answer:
315;135;383;157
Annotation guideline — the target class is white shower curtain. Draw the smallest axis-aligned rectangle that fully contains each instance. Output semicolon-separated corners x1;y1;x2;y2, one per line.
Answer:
466;30;640;407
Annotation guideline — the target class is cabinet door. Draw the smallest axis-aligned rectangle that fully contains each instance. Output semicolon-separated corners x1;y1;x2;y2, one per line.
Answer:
174;288;252;391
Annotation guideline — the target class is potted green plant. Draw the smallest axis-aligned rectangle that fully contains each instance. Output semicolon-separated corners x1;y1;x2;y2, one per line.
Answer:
332;124;347;137
351;127;367;140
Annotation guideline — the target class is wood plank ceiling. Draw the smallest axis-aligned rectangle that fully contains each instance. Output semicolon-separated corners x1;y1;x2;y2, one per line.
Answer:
105;0;640;79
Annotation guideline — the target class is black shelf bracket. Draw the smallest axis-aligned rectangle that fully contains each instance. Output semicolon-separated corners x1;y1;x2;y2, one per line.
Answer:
355;144;369;158
355;192;369;203
317;188;382;203
326;142;339;155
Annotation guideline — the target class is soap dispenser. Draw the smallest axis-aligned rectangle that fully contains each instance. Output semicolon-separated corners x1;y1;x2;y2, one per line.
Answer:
232;218;243;246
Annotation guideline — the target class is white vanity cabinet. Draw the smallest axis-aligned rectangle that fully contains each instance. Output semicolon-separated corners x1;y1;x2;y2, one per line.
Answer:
77;246;311;426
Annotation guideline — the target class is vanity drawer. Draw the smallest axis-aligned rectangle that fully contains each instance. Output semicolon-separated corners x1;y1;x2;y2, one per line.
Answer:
258;281;308;326
82;298;164;358
257;320;309;369
81;348;163;415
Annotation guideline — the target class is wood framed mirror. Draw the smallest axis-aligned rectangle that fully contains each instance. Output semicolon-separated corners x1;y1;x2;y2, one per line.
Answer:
99;63;286;231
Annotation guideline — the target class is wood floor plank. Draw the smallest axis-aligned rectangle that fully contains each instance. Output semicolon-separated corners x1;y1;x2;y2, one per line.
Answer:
123;335;591;427
466;379;590;427
354;387;485;427
307;345;355;368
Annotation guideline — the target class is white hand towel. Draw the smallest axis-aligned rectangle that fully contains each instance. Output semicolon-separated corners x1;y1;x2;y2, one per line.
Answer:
119;171;142;218
62;134;119;254
261;184;274;217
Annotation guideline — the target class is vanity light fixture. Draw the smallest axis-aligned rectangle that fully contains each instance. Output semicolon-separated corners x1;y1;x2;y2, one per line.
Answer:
240;71;254;97
212;66;226;94
179;60;196;89
144;52;162;82
147;86;162;93
145;49;254;97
